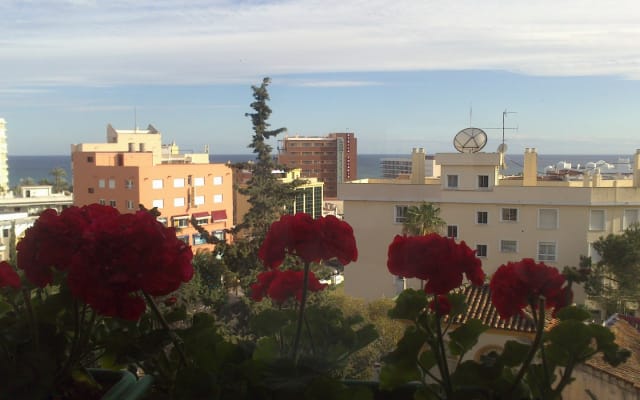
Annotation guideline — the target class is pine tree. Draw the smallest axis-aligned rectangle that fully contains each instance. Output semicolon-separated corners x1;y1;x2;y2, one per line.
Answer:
237;77;300;243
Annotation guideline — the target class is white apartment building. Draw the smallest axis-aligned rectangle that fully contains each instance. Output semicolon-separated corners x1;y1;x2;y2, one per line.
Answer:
340;145;640;303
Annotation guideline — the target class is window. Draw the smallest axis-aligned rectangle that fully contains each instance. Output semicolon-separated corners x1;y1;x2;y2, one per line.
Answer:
478;175;489;188
589;210;605;231
173;217;189;228
88;188;94;194
192;234;207;245
125;179;134;189
87;156;94;163
174;178;185;188
500;240;518;253
174;197;185;207
152;179;163;189
394;205;408;223
477;211;488;224
213;176;223;185
588;242;602;265
126;200;135;210
98;199;106;205
194;195;205;206
538;209;559;229
446;175;458;188
194;217;209;226
98;179;105;188
109;200;116;207
447;225;458;239
177;235;189;244
623;209;640;230
108;179;116;189
501;208;518;222
538;241;557;262
213;230;226;241
2;229;9;238
152;199;164;209
213;194;223;204
194;177;205;187
476;244;487;257
157;217;168;226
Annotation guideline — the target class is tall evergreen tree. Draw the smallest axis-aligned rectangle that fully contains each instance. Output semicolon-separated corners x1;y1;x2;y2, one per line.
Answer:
237;77;300;243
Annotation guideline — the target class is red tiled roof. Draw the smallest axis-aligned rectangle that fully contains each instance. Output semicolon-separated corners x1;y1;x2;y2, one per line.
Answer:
448;285;551;334
584;318;640;388
212;210;227;221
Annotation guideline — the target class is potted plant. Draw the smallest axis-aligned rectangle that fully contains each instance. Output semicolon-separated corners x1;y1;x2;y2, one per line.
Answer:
0;204;193;399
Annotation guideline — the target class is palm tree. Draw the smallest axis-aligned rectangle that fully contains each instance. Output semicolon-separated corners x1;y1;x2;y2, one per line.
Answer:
402;202;446;236
49;167;68;193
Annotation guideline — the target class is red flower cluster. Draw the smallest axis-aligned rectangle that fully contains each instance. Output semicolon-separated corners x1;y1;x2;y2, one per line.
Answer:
17;205;193;321
0;261;20;289
387;233;485;295
258;213;358;268
490;258;572;319
250;269;326;304
429;295;452;317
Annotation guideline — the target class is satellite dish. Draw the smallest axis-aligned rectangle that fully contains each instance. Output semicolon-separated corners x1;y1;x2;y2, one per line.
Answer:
453;128;487;153
497;143;508;153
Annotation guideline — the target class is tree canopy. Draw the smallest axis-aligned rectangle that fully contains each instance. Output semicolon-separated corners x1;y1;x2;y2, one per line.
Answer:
402;202;446;236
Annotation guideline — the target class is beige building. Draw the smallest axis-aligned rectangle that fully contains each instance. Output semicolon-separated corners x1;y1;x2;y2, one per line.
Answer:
341;146;640;304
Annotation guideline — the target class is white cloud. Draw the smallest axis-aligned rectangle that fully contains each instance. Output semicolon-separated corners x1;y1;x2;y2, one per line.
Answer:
1;0;640;87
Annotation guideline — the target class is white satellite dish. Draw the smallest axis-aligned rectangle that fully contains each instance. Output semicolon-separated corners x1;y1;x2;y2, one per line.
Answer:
497;143;508;153
453;128;487;153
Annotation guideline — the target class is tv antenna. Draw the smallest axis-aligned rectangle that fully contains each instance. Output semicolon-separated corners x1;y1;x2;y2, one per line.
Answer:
502;109;517;148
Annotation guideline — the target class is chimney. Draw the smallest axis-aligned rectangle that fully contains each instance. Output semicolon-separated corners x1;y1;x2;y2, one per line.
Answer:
634;149;640;187
592;168;602;187
410;147;426;184
522;148;538;186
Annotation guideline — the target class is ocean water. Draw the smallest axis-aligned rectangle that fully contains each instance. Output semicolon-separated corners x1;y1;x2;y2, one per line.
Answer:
7;153;634;188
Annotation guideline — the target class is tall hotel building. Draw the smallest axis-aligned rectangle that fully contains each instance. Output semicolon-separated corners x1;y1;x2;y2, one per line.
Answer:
0;119;9;191
72;124;234;251
277;132;356;198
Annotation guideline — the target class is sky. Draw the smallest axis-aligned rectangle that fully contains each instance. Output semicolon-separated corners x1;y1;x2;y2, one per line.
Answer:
1;0;640;156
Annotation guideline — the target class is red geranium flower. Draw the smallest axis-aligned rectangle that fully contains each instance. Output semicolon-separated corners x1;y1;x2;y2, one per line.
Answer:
490;258;572;319
67;209;193;321
251;269;326;304
258;213;357;268
0;261;20;289
387;233;484;295
429;295;452;317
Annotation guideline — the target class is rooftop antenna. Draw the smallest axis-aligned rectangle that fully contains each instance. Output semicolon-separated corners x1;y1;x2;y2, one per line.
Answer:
134;107;137;133
502;109;517;147
469;103;473;126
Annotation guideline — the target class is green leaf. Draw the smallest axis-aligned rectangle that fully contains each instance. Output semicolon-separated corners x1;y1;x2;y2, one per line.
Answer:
0;300;12;317
500;340;531;367
253;336;280;362
250;308;294;337
389;289;428;321
418;350;437;371
545;320;593;365
555;306;591;322
379;362;421;391
447;293;467;317
448;319;487;356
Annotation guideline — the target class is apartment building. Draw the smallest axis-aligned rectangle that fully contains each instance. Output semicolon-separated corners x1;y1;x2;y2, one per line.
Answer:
277;132;357;198
340;145;640;302
380;150;440;179
71;124;233;251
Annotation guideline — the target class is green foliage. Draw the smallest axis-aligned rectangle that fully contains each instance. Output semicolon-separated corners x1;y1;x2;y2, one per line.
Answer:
402;202;446;236
447;319;487;357
586;225;640;314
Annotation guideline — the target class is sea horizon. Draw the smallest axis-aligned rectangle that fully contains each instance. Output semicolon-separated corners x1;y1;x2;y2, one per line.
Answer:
7;153;636;188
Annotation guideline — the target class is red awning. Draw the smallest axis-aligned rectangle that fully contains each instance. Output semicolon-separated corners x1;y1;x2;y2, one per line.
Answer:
211;210;227;221
192;211;210;218
172;214;189;220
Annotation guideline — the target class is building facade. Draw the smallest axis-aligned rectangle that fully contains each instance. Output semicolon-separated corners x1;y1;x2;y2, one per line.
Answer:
380;149;440;179
0;119;9;192
277;132;357;198
340;146;640;303
72;125;234;252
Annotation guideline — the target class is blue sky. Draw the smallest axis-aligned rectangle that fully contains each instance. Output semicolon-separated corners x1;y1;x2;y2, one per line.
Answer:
1;0;640;155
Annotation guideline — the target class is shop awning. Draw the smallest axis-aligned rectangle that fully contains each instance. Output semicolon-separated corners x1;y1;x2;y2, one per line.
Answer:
211;210;227;221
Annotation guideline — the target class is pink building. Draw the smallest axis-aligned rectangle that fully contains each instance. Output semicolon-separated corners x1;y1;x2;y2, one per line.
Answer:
71;125;234;252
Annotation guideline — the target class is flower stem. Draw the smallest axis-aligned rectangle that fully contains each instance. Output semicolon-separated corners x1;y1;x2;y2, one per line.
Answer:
292;262;310;364
434;297;453;398
143;291;188;367
507;297;546;396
